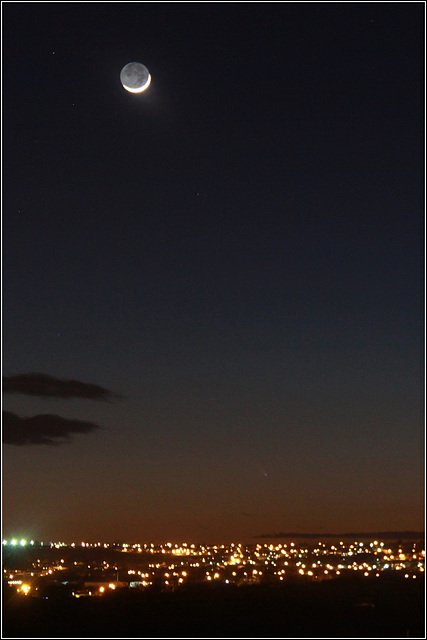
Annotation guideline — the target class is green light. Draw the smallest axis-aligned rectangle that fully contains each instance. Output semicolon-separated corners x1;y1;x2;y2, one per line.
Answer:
20;539;27;546
2;540;7;545
11;539;17;546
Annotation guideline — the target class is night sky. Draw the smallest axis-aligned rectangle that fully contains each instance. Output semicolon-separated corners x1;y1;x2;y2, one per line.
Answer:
2;2;424;544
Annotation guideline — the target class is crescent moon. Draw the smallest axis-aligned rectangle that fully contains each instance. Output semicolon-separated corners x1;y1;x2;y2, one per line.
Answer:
124;74;151;93
120;62;151;93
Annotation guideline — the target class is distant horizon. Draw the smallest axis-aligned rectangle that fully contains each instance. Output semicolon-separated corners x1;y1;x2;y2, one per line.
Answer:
3;530;425;546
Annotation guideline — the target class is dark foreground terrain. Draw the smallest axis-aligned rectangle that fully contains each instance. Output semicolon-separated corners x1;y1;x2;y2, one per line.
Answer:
3;574;425;638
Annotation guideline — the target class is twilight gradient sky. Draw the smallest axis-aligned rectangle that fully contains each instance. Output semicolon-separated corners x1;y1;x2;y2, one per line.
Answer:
2;2;424;544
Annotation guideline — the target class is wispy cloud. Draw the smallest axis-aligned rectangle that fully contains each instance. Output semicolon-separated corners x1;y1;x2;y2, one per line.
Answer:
3;372;121;401
3;411;102;446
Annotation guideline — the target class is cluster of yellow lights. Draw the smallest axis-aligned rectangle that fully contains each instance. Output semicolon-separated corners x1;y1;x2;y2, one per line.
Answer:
16;584;31;594
6;538;424;597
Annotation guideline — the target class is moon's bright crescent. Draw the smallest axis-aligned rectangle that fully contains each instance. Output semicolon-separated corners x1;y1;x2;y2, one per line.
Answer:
123;73;151;93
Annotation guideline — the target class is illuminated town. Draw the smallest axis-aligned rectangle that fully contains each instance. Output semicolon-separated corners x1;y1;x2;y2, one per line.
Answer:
3;537;425;599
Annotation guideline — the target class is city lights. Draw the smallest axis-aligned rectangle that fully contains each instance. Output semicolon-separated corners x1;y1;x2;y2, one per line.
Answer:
2;537;424;598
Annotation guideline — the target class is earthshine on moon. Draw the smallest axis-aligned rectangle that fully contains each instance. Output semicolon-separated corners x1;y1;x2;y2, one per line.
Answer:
120;62;151;93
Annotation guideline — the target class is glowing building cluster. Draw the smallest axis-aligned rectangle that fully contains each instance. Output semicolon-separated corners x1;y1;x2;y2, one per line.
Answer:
3;538;424;598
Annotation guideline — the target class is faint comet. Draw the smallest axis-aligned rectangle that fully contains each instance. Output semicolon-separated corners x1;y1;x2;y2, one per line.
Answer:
255;461;268;477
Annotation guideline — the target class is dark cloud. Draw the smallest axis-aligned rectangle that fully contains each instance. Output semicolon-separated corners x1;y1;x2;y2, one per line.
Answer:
2;411;102;446
3;372;121;401
254;531;424;540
